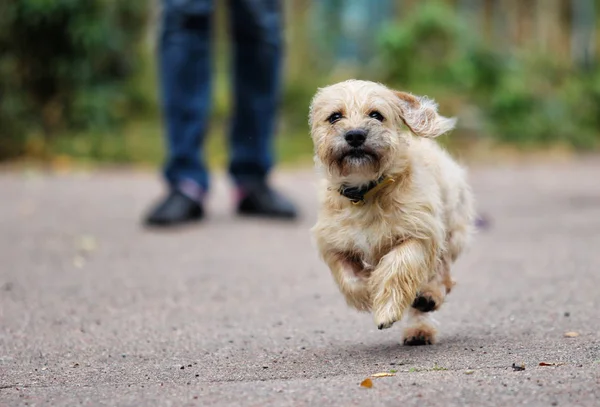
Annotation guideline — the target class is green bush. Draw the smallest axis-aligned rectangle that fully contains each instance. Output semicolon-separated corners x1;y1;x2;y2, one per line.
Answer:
0;0;150;159
485;56;600;149
377;1;600;150
378;2;470;88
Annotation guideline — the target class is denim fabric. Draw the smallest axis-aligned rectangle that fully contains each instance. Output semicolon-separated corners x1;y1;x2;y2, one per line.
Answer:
158;0;283;191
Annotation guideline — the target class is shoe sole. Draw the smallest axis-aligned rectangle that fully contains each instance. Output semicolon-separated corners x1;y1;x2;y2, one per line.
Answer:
236;211;298;221
143;215;204;228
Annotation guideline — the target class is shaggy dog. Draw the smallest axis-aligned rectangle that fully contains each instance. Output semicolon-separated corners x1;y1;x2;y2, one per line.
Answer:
309;80;475;345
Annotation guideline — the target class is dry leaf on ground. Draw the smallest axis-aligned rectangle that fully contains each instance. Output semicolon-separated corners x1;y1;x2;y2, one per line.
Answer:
360;378;373;388
78;235;97;253
564;331;579;338
371;372;396;378
539;362;564;367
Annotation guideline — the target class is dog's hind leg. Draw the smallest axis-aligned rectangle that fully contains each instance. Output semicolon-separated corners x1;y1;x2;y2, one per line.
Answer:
412;195;474;313
412;253;454;312
402;307;438;346
369;239;435;330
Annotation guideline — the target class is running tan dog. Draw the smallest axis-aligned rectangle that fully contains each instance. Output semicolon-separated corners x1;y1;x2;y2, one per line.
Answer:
309;80;475;345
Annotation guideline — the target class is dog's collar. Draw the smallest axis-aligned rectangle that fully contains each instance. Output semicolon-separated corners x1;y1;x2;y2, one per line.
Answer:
338;176;396;206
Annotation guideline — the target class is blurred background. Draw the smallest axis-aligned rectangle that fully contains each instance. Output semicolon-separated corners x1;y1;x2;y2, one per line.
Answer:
1;0;599;170
2;4;600;404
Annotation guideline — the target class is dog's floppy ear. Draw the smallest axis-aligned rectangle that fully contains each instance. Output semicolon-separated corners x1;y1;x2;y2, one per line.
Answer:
393;91;456;138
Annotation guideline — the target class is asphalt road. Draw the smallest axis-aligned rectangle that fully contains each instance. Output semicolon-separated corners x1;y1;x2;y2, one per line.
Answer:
1;158;599;406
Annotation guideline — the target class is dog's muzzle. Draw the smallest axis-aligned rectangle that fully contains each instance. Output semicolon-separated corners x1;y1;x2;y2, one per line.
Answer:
344;129;367;148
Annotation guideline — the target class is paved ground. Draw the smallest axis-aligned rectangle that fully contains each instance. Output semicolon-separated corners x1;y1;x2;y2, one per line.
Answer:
1;158;600;407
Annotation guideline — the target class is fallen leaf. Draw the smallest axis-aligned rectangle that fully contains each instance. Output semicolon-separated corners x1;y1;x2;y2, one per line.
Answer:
371;372;396;378
360;378;373;388
389;369;398;373
464;370;475;375
539;362;563;367
78;235;97;253
564;331;579;338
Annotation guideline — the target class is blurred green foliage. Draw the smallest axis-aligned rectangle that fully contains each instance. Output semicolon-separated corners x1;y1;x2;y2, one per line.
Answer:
2;0;599;166
0;0;150;159
378;1;600;150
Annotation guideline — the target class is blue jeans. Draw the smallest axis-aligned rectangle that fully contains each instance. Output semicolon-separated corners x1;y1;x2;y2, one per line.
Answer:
158;0;283;192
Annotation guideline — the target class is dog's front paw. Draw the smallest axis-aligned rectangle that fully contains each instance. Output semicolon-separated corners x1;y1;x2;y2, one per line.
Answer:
377;321;394;330
402;325;437;346
374;306;403;330
411;283;446;313
411;294;437;312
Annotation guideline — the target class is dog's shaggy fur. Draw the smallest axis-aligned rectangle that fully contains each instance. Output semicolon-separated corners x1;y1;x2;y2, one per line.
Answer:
309;80;475;345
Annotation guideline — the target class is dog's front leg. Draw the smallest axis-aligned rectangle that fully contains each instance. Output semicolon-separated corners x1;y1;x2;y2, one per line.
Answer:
321;251;373;312
369;239;435;330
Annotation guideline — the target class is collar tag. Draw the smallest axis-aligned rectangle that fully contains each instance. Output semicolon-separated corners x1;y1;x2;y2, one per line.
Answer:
338;176;395;205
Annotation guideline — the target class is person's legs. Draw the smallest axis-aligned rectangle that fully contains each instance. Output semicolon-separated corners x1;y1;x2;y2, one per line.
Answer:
227;0;282;186
160;0;214;193
227;0;297;219
145;0;214;226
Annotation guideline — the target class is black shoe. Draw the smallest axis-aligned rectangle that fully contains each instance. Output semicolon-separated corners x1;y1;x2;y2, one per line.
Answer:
144;190;204;227
236;182;298;220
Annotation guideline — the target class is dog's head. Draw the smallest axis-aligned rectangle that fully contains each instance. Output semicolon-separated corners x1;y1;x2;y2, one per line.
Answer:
308;80;456;182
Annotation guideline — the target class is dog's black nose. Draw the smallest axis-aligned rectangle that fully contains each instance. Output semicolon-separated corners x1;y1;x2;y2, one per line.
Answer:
344;129;367;148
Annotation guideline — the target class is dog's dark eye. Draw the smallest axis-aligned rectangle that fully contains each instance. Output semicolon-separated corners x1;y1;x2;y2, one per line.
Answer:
327;112;343;124
368;111;384;122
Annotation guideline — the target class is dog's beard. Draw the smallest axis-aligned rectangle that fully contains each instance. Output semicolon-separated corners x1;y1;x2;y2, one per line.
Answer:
330;146;381;177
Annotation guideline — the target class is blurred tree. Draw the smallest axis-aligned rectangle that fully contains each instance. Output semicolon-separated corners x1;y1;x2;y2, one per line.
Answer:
309;0;395;73
0;0;150;159
377;0;600;150
570;0;596;70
